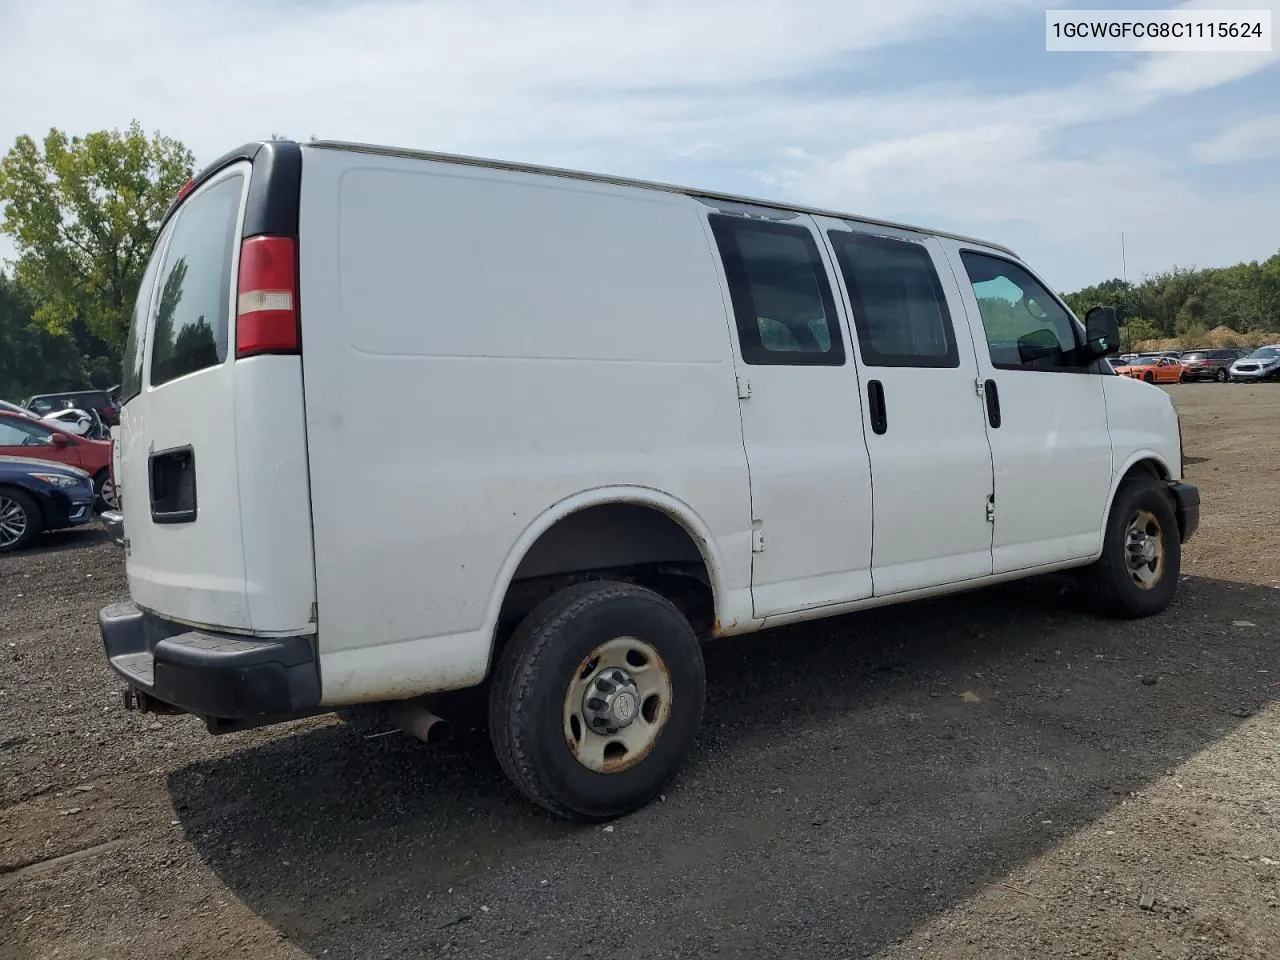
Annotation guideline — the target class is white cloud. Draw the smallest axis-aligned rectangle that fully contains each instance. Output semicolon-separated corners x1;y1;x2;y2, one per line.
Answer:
0;0;1044;160
749;15;1280;286
0;0;1277;288
1193;113;1280;163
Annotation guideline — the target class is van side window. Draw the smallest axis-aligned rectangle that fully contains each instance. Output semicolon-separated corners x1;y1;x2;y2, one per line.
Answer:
828;232;959;368
709;216;845;366
960;251;1081;372
121;228;168;404
149;175;244;388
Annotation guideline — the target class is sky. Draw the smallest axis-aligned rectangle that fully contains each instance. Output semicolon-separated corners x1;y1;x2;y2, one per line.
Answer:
0;0;1277;292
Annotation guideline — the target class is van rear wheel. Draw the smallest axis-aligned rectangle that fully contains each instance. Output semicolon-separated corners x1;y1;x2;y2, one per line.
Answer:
1079;477;1180;619
488;580;705;821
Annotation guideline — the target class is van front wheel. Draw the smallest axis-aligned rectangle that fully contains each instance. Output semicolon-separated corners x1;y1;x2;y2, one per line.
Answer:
1080;477;1180;618
488;580;705;821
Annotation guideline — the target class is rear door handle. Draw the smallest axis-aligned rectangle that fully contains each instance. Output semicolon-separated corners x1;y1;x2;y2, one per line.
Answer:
149;446;197;524
867;380;887;435
983;379;1002;429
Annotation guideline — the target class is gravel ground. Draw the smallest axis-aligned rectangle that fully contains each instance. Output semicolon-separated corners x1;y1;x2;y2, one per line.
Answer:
2;384;1277;960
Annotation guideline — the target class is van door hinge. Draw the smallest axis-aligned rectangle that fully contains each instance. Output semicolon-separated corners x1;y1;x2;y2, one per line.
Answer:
751;522;765;553
737;377;752;399
986;496;995;523
975;377;986;396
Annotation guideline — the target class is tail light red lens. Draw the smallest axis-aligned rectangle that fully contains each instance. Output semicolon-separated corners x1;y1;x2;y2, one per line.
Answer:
236;236;300;357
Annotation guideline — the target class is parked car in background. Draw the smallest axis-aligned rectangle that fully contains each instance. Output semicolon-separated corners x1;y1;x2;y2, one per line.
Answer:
0;411;117;509
1179;349;1248;382
0;399;39;418
23;388;121;426
1228;345;1280;382
1116;355;1184;384
0;456;96;552
41;407;111;440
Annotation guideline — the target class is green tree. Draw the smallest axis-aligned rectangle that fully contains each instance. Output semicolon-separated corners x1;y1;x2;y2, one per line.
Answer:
0;273;91;400
0;121;194;356
1062;251;1280;349
1120;317;1160;352
1063;278;1137;327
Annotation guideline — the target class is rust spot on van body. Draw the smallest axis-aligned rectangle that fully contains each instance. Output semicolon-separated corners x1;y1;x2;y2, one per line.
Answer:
711;618;736;637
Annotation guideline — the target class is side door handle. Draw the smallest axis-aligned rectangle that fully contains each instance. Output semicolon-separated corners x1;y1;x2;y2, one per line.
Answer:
867;380;887;435
983;379;1002;429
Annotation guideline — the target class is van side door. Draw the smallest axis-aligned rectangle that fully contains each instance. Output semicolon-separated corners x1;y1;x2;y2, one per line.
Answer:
816;219;996;595
705;208;874;618
936;240;1113;573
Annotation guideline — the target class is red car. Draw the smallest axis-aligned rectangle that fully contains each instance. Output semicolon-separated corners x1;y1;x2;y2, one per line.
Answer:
0;411;116;509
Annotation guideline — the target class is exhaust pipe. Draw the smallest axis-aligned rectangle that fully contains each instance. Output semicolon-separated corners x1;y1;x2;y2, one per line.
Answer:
387;700;451;745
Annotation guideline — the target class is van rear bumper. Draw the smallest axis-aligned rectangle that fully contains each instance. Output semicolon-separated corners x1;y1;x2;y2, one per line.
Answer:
98;601;321;722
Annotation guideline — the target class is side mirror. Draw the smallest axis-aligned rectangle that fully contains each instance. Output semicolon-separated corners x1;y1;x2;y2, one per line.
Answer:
50;432;71;447
1084;306;1120;358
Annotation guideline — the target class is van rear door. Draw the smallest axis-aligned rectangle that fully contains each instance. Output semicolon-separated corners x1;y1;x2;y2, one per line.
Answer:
118;146;316;635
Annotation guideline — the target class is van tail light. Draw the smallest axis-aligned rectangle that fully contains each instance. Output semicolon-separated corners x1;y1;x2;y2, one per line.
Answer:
236;236;300;357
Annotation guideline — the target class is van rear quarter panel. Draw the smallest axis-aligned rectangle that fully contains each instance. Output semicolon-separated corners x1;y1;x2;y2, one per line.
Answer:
297;147;753;704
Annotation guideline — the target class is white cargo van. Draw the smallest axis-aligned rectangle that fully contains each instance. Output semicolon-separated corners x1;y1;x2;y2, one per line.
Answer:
99;139;1199;820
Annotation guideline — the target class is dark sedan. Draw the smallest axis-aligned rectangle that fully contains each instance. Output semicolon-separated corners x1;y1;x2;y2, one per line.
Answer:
0;456;96;552
1179;348;1248;382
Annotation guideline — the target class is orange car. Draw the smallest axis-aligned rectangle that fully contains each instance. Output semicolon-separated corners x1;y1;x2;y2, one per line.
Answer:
1116;355;1183;384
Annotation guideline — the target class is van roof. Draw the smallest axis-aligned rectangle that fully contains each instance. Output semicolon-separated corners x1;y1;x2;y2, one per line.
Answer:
306;139;1020;259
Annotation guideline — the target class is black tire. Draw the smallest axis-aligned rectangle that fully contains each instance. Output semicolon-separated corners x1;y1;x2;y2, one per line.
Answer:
1143;372;1154;383
1216;368;1228;382
93;470;118;512
1079;477;1180;619
0;487;42;553
488;580;705;821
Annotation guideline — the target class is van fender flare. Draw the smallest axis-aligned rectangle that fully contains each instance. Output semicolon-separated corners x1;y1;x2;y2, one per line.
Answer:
480;485;728;652
1094;450;1176;555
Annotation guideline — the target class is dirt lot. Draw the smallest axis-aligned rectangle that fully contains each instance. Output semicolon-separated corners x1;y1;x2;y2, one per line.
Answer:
2;384;1278;960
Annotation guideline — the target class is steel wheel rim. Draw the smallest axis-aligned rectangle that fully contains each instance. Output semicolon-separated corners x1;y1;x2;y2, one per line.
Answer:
0;496;29;547
563;636;672;774
1125;509;1165;590
1217;368;1227;382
